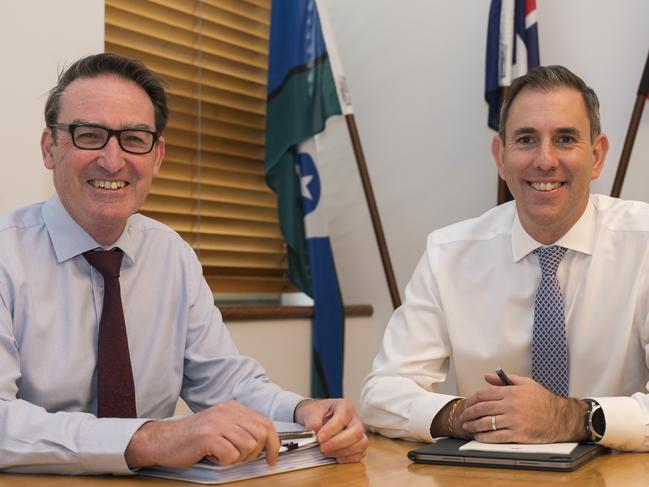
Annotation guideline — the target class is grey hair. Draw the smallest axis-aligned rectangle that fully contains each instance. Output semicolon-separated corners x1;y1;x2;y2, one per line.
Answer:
45;52;168;133
499;65;601;142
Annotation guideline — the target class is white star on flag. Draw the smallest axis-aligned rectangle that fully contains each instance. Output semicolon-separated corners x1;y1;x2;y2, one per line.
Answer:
300;173;314;200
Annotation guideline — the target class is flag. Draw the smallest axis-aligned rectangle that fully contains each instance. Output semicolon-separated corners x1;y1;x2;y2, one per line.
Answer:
485;0;540;131
264;0;345;398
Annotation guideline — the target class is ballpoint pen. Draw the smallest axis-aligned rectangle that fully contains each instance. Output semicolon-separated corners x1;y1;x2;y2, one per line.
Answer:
495;367;514;386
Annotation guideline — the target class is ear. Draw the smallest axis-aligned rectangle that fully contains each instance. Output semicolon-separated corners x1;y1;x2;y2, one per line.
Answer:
41;128;56;170
152;135;165;177
590;133;609;180
491;135;506;180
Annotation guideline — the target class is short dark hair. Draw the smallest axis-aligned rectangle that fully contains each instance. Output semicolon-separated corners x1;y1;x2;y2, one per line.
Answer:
498;65;601;142
44;52;168;133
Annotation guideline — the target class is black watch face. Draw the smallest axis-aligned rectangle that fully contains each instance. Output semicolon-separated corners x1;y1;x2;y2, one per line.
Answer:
592;407;605;437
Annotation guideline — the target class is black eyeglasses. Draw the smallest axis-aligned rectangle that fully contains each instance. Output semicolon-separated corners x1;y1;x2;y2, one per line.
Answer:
49;123;160;155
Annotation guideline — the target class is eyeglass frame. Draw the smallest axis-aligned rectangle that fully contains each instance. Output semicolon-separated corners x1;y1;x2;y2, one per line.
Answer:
48;123;160;155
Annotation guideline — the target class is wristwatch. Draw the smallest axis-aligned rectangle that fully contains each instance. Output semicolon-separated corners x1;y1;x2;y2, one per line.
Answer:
583;398;605;442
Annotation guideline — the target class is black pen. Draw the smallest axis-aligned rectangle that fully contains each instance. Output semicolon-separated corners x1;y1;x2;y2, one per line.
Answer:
495;367;514;386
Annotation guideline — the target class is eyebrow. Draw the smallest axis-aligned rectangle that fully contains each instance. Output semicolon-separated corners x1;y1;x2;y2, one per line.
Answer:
510;126;583;139
68;119;154;131
511;127;537;139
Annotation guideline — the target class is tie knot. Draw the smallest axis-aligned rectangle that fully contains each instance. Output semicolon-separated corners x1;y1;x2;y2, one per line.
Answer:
84;249;123;278
534;245;567;276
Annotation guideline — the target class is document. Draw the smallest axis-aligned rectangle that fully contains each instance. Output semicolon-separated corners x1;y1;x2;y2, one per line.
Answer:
459;440;578;455
138;422;336;484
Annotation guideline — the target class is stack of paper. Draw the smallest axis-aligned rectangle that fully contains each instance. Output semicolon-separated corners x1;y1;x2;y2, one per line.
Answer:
139;422;336;484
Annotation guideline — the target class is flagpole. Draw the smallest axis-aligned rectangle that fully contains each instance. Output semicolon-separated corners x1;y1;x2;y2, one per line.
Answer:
344;114;402;309
611;50;649;198
316;0;402;309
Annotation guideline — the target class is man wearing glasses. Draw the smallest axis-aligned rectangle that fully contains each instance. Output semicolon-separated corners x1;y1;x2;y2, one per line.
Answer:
0;53;367;474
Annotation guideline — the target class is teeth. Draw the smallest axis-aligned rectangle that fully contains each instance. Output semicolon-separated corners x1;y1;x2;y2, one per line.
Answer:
91;180;126;190
531;181;562;191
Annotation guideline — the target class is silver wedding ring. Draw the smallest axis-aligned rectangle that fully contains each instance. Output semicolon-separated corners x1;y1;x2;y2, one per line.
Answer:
491;415;497;431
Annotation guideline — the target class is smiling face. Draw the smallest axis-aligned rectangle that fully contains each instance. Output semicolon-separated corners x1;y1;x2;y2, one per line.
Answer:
492;86;608;244
41;74;165;245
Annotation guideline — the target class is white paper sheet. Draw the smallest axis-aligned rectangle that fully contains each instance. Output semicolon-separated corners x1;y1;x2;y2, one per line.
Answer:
459;440;578;455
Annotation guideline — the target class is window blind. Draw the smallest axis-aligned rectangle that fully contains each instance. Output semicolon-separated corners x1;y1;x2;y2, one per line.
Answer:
105;0;292;293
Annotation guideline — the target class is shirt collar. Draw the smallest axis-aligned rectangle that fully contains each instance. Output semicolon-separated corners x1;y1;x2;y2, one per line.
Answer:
511;197;597;262
42;194;137;264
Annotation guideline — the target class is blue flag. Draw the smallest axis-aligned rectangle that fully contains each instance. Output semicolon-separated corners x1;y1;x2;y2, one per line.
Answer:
264;0;345;398
485;0;540;131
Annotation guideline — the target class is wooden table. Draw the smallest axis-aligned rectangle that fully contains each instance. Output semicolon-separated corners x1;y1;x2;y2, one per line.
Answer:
1;434;648;486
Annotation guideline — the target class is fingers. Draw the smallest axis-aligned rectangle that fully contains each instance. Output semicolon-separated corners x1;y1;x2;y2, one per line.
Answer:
262;423;280;465
316;402;349;444
230;407;278;465
462;413;507;435
297;399;368;463
195;401;278;466
320;417;368;463
484;371;531;387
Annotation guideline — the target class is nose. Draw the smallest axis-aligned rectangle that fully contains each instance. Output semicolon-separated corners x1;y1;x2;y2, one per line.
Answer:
534;139;559;171
96;134;126;173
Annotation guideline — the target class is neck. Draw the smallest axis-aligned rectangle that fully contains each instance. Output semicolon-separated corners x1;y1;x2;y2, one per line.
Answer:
83;220;126;246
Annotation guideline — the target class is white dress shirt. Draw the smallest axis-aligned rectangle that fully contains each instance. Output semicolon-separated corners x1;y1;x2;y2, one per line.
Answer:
0;195;303;474
361;194;649;451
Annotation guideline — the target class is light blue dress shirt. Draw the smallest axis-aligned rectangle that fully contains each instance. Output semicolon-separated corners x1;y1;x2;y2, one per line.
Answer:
0;195;303;474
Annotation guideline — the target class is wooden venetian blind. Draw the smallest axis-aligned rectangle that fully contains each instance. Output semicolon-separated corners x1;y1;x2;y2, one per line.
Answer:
105;0;292;293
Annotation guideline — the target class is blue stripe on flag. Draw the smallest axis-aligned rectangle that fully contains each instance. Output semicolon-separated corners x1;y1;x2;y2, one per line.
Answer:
267;0;328;96
307;237;344;398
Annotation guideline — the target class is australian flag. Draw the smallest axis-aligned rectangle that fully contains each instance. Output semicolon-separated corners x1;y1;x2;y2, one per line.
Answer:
485;0;540;131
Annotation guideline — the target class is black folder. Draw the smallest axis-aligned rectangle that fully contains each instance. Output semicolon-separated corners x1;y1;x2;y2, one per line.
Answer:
408;438;605;472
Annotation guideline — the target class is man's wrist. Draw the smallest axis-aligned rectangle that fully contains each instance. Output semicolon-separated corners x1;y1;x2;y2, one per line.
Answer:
293;398;315;423
562;398;589;442
125;421;156;469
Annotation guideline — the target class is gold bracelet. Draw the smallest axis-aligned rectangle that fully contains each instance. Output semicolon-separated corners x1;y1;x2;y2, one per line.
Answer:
448;398;464;437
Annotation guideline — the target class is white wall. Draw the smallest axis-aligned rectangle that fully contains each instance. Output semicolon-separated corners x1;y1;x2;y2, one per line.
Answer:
2;1;649;406
0;1;104;210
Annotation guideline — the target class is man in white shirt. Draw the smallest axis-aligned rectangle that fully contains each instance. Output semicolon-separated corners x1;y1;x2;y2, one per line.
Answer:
361;65;649;451
0;53;367;474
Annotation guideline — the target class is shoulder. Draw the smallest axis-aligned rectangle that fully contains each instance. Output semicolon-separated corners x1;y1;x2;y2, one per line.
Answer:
0;201;46;238
591;194;649;233
126;213;199;266
427;201;515;247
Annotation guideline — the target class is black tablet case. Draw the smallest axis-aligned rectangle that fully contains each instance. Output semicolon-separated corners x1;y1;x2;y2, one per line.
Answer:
408;438;605;472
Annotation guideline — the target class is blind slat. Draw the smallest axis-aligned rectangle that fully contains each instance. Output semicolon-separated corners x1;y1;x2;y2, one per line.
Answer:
105;26;267;85
142;211;282;239
158;160;269;192
142;194;278;223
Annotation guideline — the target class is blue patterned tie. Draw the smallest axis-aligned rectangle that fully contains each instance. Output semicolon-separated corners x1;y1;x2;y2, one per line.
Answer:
532;246;569;397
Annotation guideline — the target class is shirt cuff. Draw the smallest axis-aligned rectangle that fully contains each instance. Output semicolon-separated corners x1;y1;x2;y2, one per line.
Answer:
79;417;151;474
271;391;305;423
408;393;460;442
592;396;647;451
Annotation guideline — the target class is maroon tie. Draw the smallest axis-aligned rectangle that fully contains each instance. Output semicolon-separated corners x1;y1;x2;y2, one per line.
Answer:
84;249;137;418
